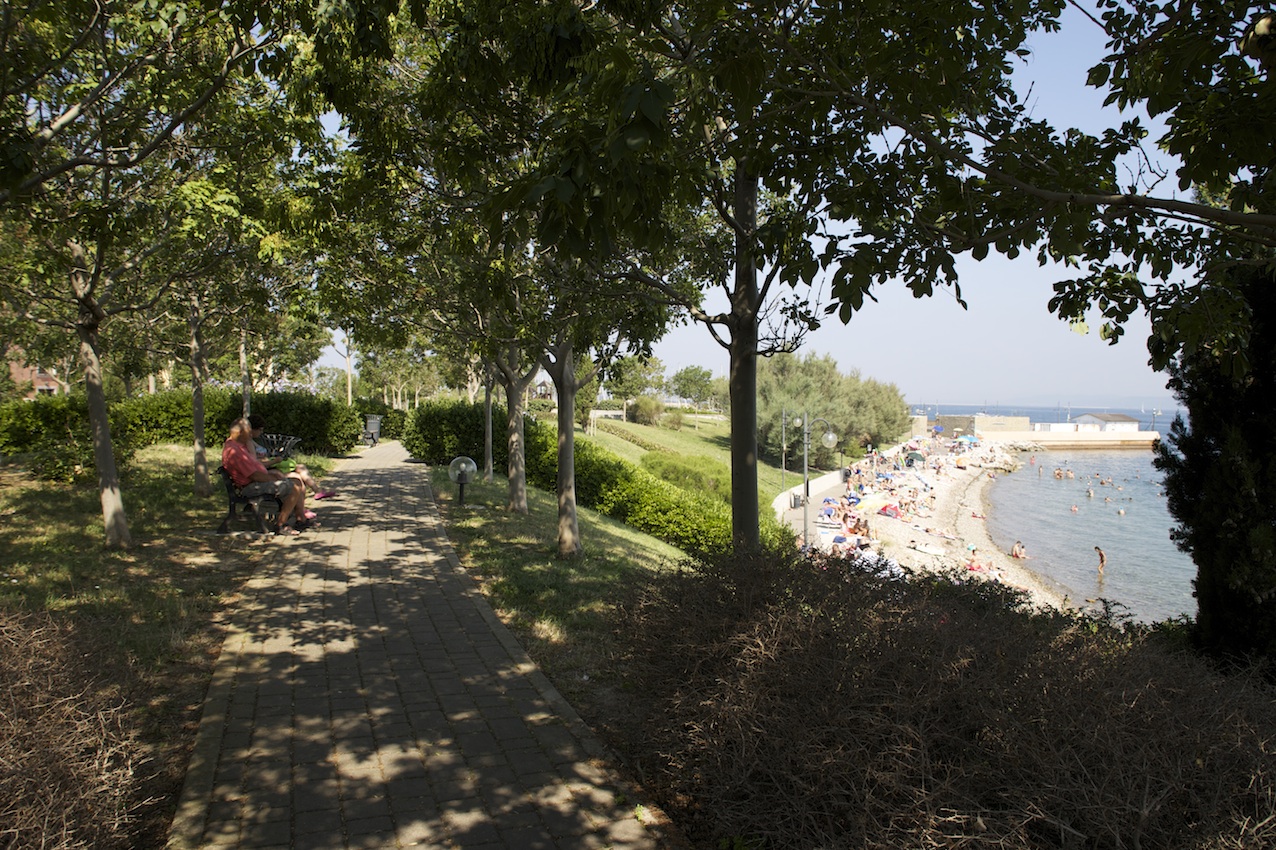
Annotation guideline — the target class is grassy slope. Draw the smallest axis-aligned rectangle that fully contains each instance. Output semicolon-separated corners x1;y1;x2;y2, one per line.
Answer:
584;418;799;502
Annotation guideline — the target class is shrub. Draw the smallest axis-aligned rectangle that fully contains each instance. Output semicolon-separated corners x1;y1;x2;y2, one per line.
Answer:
631;395;663;425
527;398;556;418
402;400;509;466
116;387;239;446
379;409;407;440
0;395;136;482
594;464;733;555
641;453;731;504
249;392;363;456
663;409;684;431
622;552;1276;850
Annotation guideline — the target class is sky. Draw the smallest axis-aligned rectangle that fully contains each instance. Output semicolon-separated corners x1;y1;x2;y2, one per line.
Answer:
651;7;1181;409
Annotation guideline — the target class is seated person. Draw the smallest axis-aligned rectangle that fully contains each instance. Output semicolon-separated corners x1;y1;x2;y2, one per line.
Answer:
222;418;307;535
247;413;336;501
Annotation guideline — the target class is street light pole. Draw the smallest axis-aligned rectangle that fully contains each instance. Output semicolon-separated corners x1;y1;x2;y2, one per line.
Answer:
797;410;838;552
781;407;787;498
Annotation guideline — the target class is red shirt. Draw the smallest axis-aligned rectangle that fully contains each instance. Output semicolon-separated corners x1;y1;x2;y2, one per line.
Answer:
222;439;267;488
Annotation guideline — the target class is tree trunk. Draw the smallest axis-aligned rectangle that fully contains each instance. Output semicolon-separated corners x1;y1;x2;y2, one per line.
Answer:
483;365;494;482
466;364;481;404
544;339;583;558
494;343;537;514
189;295;212;497
344;336;354;406
78;325;132;549
239;320;251;416
505;385;528;513
729;166;762;552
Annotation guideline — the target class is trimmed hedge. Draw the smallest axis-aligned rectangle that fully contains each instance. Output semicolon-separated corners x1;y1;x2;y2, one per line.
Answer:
121;388;363;456
0;388;363;480
0;395;136;482
594;466;734;555
248;392;363;457
402;399;510;467
119;387;239;447
406;400;794;556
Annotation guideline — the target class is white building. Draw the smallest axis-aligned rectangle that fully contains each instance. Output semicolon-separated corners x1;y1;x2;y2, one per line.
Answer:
1074;413;1141;432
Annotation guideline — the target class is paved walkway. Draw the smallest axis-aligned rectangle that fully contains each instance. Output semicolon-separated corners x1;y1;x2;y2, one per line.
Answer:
168;442;665;849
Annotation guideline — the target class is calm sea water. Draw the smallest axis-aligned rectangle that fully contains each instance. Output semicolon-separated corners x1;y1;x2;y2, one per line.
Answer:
908;402;1195;623
984;450;1196;623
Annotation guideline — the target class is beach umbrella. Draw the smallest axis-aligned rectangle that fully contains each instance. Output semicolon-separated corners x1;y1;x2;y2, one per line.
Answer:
933;425;945;433
906;451;925;462
957;434;979;443
855;494;892;513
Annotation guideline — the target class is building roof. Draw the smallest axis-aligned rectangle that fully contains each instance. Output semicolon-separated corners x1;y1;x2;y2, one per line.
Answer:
1078;413;1139;422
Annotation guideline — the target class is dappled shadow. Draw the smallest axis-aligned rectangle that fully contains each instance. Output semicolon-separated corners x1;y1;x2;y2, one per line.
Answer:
171;446;659;849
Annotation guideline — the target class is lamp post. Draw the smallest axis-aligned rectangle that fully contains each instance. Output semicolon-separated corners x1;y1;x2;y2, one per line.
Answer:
448;456;478;506
793;412;838;551
781;407;788;497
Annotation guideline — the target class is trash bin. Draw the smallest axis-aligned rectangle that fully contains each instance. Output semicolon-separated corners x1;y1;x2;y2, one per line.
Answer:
363;414;383;447
790;492;802;509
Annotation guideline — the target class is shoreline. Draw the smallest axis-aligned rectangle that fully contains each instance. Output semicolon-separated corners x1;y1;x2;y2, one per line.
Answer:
864;457;1074;613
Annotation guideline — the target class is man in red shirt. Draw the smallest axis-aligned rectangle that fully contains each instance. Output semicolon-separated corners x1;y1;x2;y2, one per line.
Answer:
222;417;307;535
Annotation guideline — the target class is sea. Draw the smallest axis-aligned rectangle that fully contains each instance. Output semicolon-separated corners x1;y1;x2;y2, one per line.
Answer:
910;403;1195;623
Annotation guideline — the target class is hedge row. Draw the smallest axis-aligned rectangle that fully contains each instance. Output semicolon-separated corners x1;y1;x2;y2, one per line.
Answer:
0;388;365;481
0;395;137;482
403;401;792;556
595;419;674;453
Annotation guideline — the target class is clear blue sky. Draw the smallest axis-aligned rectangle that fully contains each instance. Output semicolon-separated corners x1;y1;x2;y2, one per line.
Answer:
653;6;1180;409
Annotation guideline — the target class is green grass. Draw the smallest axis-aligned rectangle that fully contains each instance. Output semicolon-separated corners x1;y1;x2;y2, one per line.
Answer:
429;462;687;707
582;418;819;502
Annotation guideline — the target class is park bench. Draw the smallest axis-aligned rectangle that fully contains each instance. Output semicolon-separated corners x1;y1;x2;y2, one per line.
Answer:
215;465;281;534
257;433;301;459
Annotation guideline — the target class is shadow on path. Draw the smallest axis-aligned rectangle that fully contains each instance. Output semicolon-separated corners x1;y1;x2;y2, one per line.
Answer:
167;442;664;849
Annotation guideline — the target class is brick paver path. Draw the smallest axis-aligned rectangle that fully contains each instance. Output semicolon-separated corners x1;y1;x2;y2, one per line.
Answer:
168;442;664;849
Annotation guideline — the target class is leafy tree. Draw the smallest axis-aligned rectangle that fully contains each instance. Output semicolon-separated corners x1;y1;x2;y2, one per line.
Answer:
421;0;1078;552
1153;265;1276;661
669;365;713;409
603;355;666;403
757;353;909;468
